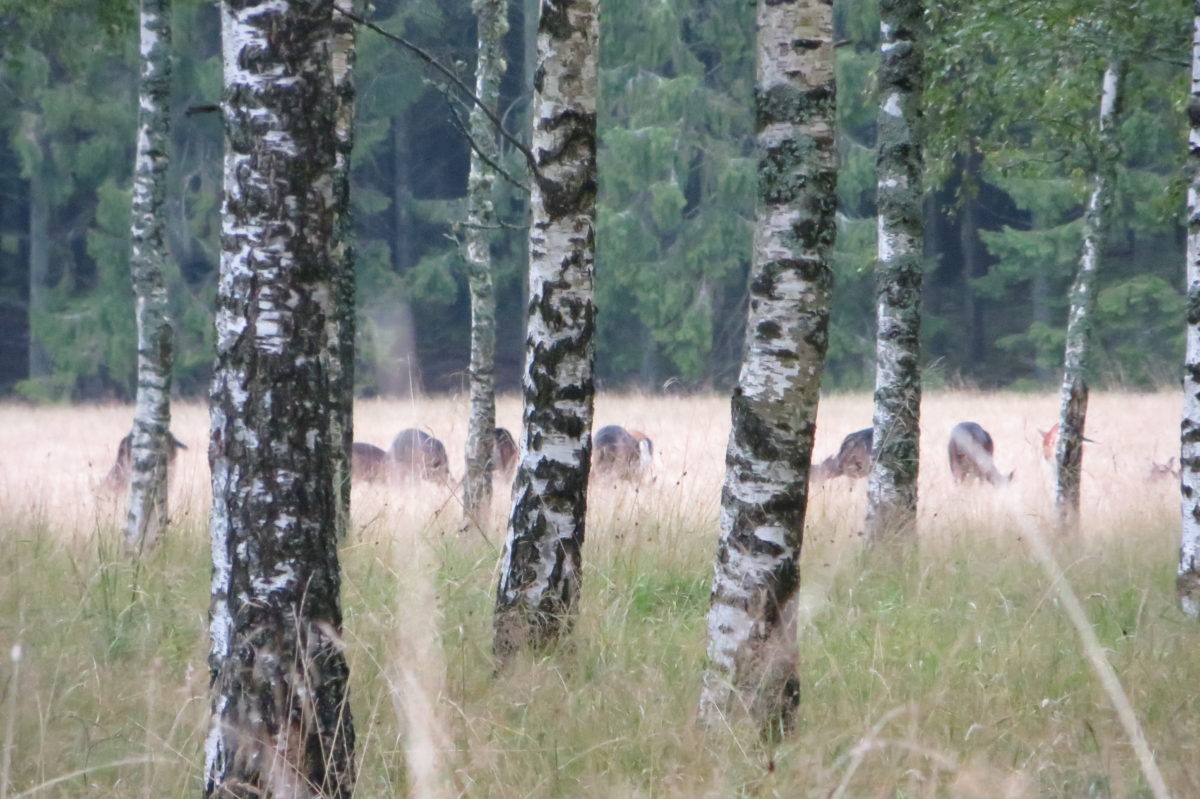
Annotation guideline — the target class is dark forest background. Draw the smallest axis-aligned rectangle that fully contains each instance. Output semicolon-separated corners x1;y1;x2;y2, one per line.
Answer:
0;0;1188;401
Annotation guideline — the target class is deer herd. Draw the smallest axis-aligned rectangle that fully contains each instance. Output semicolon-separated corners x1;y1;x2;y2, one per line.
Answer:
102;415;1180;495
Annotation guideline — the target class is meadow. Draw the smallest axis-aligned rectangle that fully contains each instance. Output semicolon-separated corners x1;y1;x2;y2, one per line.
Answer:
0;390;1195;797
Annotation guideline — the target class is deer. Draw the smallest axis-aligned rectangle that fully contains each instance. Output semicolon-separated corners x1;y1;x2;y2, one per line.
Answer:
389;429;451;483
948;422;1011;485
351;442;392;483
492;427;518;477
593;424;653;480
1038;422;1097;461
104;431;188;489
812;428;872;481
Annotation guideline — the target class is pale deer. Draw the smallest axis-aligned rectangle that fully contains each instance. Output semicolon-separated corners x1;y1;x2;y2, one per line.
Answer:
948;422;1011;485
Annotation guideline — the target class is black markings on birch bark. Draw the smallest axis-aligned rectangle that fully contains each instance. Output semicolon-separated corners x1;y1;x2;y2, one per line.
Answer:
463;0;509;521
329;1;358;542
1181;3;1200;619
206;2;355;795
125;0;174;555
866;0;924;543
1055;61;1120;533
494;0;598;663
698;0;836;735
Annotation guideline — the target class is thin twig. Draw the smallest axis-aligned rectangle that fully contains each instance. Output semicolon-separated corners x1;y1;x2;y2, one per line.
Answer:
443;96;531;194
335;5;538;175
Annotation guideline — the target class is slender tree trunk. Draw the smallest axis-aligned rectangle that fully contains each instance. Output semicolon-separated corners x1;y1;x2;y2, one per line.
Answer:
1055;61;1120;532
330;2;357;539
698;0;836;735
27;154;50;381
866;0;924;543
493;0;598;663
205;2;355;796
381;115;421;398
462;0;509;522
958;156;984;366
1179;5;1200;619
125;0;174;554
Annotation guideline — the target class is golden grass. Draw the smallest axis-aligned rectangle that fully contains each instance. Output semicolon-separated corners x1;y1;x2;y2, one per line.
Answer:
0;390;1195;797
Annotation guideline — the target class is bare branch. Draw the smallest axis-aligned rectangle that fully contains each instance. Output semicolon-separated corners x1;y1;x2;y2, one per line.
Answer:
443;96;531;194
335;5;538;176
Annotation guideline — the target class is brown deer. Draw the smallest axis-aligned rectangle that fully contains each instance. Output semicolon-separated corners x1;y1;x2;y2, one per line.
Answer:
593;424;652;480
492;427;518;477
104;431;187;489
390;429;451;483
1039;422;1096;461
813;428;872;481
351;442;392;482
948;422;1011;485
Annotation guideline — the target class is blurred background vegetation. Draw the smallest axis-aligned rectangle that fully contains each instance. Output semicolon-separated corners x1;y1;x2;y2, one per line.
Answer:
0;0;1188;401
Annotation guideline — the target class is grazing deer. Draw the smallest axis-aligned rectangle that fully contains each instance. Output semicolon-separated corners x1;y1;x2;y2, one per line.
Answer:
492;427;518;476
390;429;451;483
813;428;872;481
948;422;1011;485
104;431;187;489
593;424;652;479
351;442;391;482
1039;422;1096;461
1148;457;1180;483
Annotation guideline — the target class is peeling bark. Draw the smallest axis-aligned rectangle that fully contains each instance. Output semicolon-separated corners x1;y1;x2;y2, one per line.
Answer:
866;0;923;543
205;2;355;796
125;0;174;554
494;0;598;663
698;0;836;735
1055;61;1120;533
463;0;510;521
1181;7;1200;619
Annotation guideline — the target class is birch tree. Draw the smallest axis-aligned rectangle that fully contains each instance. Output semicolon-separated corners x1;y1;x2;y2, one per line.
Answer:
205;1;355;795
330;2;357;540
493;0;598;662
1055;59;1121;532
865;0;924;543
1180;1;1200;619
124;0;174;554
698;0;836;734
462;0;509;521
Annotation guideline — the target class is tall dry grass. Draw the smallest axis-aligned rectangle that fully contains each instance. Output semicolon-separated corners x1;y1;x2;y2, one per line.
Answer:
0;391;1196;797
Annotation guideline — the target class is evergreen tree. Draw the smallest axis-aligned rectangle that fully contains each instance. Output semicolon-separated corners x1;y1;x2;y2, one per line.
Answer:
124;0;174;554
596;0;756;386
698;0;836;734
494;0;599;663
205;1;355;794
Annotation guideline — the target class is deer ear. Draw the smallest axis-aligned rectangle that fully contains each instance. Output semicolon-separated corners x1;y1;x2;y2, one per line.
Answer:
1007;470;1015;482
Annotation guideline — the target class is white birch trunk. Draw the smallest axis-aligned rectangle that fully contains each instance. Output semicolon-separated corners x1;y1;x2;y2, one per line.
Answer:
463;0;509;520
493;0;598;662
866;0;924;542
698;0;836;734
1055;61;1120;532
1180;7;1200;619
205;2;354;795
125;0;174;554
329;1;357;540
